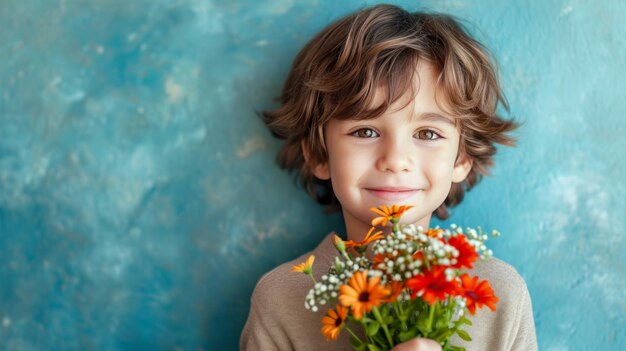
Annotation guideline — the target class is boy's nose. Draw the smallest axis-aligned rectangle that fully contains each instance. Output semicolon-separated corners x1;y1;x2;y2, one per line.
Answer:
376;139;414;173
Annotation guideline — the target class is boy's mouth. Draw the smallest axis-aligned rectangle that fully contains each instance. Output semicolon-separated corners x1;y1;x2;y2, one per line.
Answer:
365;187;420;201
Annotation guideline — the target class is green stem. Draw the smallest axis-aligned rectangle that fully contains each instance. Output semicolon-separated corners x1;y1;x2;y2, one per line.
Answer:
390;217;401;234
425;301;437;336
345;325;364;346
306;272;317;284
360;316;373;344
372;306;394;347
398;300;405;316
397;302;407;331
391;303;402;334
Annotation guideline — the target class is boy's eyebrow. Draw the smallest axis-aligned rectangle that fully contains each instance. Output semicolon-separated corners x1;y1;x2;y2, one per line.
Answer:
416;112;456;126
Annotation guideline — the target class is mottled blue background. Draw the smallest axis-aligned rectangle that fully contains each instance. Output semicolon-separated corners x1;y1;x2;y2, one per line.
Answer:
1;0;625;350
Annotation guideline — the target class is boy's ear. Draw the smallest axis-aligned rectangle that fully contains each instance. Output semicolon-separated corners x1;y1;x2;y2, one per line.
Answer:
301;140;330;180
451;154;473;183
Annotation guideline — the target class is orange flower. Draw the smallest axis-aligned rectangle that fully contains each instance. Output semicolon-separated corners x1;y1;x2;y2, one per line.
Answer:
291;255;315;274
406;266;459;304
460;274;498;315
370;205;414;227
447;235;479;269
333;234;343;246
385;280;404;303
333;234;347;253
344;227;384;249
412;250;425;262
339;271;390;320
424;228;444;238
372;253;393;270
321;305;348;340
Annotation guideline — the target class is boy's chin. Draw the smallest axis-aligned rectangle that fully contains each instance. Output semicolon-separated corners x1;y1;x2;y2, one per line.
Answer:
398;211;433;228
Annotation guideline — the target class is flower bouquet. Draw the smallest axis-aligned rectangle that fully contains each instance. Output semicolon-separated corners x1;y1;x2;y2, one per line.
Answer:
292;205;500;351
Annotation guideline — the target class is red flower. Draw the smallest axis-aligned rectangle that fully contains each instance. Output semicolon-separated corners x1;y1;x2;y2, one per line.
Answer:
447;235;479;269
460;274;499;315
406;266;459;304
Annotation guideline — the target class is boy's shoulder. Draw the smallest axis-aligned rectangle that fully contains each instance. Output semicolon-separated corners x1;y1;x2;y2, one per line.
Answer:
457;257;537;350
468;256;531;321
250;233;336;309
242;233;353;350
253;252;313;300
472;256;529;298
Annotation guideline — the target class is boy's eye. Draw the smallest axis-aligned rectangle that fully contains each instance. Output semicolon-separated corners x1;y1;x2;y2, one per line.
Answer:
351;128;379;138
415;129;441;140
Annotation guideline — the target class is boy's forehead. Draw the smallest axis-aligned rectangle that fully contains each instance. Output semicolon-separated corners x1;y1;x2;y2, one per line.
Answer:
368;61;455;123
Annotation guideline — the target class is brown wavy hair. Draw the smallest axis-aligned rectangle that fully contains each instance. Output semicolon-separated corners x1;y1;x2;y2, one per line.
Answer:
262;4;518;219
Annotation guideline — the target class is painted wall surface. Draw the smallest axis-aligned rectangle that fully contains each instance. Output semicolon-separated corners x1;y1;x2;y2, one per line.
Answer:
1;0;625;350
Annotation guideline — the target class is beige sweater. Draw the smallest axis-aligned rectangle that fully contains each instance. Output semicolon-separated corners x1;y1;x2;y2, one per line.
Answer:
240;234;537;351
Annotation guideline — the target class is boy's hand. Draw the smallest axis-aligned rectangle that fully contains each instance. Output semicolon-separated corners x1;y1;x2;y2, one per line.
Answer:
390;338;442;351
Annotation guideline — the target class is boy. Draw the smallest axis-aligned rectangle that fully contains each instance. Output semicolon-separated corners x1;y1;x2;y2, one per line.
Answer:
241;4;537;350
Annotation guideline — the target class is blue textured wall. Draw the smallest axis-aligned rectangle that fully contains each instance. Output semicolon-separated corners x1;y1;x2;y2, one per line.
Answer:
1;0;625;350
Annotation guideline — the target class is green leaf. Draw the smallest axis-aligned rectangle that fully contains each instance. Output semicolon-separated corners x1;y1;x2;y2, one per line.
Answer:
366;321;380;336
398;329;418;342
456;316;472;327
367;344;383;351
416;316;428;331
381;306;389;318
431;328;454;342
456;329;472;342
372;333;388;347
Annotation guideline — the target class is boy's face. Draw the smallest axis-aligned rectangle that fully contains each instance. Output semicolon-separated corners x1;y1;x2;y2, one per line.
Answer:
312;62;472;239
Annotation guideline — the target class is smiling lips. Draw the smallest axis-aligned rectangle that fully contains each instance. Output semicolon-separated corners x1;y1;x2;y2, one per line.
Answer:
365;187;421;201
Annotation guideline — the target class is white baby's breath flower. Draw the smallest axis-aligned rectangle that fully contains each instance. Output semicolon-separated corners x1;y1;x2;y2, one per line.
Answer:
369;270;383;277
